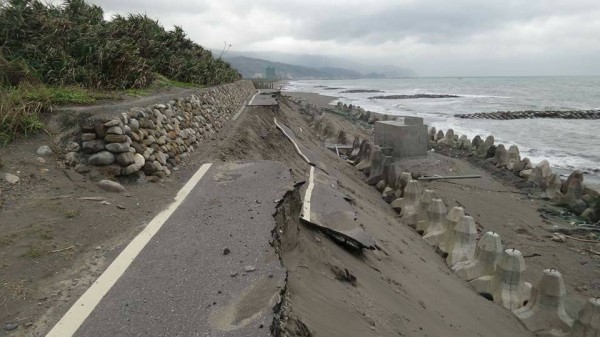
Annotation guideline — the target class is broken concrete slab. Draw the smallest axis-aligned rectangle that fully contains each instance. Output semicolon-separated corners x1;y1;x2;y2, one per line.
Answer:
303;167;377;250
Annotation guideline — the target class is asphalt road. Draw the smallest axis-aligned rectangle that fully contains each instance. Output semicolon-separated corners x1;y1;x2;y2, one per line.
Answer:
52;161;292;337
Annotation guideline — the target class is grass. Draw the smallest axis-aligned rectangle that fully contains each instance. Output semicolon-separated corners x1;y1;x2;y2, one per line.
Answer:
23;244;45;259
0;75;201;146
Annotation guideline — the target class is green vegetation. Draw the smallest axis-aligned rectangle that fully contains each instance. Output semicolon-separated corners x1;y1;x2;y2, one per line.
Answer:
0;0;240;145
23;243;45;259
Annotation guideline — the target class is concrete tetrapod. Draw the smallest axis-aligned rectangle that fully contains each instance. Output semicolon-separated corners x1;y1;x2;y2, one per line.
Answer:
514;268;573;336
489;144;509;167
559;174;584;207
452;231;503;281
428;127;437;141
398;180;421;228
439;206;465;254
545;173;564;201
472;135;482;149
355;142;374;173
529;160;553;187
395;172;413;198
366;151;391;185
435;130;445;142
438;128;455;146
477;135;495;158
387;162;402;189
348;137;361;160
349;139;369;165
422;199;448;246
416;189;435;234
570;298;600;337
561;171;583;194
507;145;521;167
446;215;478;267
470;248;532;311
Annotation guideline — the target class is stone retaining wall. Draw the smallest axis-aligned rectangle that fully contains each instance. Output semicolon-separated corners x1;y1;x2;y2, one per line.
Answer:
66;80;255;178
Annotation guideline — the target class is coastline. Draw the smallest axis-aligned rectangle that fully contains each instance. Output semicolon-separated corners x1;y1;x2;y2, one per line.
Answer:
283;89;600;190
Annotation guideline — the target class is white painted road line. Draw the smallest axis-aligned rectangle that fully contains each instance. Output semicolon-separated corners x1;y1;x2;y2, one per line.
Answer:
247;90;261;106
273;118;313;165
46;163;213;337
302;166;315;222
232;90;259;121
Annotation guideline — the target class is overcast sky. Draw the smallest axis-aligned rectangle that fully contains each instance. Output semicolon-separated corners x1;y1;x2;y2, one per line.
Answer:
89;0;600;76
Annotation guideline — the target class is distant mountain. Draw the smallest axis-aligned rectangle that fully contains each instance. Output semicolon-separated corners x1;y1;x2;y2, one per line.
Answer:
224;56;364;80
222;51;417;78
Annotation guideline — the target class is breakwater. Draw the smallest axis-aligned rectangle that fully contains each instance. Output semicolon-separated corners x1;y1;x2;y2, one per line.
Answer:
455;110;600;120
369;94;460;99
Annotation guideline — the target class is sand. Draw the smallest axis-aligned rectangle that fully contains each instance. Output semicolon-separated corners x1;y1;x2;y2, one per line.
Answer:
2;88;595;336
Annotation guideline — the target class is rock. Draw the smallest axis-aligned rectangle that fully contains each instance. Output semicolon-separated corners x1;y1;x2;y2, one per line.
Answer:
66;141;80;152
81;133;96;141
88;151;115;166
105;134;129;143
98;179;126;193
122;154;145;175
223;248;230;255
104;119;121;127
4;173;20;184
3;322;18;331
551;233;567;243
105;142;130;153
36;145;52;156
375;180;386;192
36;157;46;165
116;152;135;166
82;140;105;154
106;126;124;135
244;265;256;272
65;152;80;166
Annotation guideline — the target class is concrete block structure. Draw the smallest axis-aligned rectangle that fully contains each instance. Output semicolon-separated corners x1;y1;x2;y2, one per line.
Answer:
374;118;428;159
571;298;600;337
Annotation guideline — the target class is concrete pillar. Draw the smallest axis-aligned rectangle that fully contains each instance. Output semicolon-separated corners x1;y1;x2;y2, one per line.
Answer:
439;206;465;253
571;298;600;337
416;189;435;234
470;248;532;311
453;231;503;281
423;199;448;246
514;268;573;336
446;215;478;267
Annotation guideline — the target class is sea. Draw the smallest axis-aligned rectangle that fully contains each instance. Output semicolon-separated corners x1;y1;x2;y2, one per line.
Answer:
283;77;600;184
